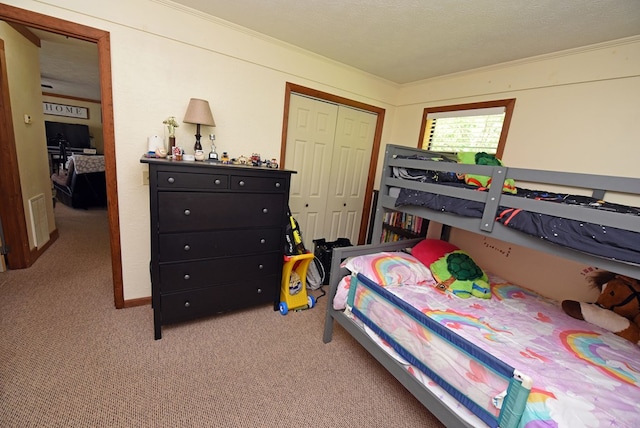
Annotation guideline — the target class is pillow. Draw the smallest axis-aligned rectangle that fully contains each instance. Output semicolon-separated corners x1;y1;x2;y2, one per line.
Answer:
342;251;436;287
411;239;460;267
333;275;351;310
430;250;491;299
457;151;516;194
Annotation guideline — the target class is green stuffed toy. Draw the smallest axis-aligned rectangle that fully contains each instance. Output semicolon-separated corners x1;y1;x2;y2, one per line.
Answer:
457;152;516;194
430;250;491;299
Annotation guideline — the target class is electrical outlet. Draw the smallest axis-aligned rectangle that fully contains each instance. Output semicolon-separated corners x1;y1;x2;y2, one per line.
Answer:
142;170;149;185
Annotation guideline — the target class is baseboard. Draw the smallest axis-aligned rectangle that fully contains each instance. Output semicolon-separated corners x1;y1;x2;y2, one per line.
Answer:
123;296;151;308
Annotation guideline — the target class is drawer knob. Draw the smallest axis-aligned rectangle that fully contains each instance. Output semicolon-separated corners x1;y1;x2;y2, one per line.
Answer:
260;239;266;244
184;209;191;216
275;182;281;188
262;208;268;214
183;245;191;251
184;274;190;280
257;288;262;294
167;177;175;184
258;264;264;270
239;180;245;186
214;179;221;185
184;301;191;308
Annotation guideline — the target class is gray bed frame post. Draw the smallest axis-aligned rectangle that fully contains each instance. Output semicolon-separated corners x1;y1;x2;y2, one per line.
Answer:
370;145;394;245
322;238;423;343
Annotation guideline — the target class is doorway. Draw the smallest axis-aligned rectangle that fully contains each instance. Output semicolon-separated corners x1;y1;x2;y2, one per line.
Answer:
0;4;124;308
280;83;385;245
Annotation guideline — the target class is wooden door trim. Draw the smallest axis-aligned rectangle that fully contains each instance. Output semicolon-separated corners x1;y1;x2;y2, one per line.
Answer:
281;82;385;245
0;4;125;309
0;38;30;267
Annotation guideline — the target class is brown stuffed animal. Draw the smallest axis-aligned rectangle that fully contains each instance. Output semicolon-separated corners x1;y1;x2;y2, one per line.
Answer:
562;271;640;345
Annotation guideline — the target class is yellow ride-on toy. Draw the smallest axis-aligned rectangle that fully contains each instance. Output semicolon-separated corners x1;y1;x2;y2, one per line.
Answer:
279;252;316;315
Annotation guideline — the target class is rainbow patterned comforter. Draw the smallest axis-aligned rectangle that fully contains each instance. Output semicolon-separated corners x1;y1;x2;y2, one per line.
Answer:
342;274;640;427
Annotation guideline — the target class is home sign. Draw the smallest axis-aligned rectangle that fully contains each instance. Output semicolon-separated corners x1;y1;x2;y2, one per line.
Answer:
43;102;89;119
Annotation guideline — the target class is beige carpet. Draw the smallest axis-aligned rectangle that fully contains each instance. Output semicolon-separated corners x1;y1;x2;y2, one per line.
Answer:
0;203;445;427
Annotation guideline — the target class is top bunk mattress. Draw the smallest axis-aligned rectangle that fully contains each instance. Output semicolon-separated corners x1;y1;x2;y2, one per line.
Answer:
395;183;640;265
379;146;640;269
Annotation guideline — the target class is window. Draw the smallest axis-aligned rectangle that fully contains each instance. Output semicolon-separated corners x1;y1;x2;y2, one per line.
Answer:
418;99;516;158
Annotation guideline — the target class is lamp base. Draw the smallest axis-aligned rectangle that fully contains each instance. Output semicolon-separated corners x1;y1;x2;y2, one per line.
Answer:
194;124;202;151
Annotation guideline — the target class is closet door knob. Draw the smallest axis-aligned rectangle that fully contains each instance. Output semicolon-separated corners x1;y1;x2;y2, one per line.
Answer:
167;177;175;184
184;209;191;216
183;245;191;251
183;274;190;280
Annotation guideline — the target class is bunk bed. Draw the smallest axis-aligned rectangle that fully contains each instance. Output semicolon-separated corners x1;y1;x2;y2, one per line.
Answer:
323;144;640;428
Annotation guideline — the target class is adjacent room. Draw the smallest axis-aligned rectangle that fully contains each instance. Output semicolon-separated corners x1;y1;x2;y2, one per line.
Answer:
1;1;639;427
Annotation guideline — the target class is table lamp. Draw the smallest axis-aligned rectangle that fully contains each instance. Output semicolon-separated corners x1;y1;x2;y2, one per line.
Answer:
183;98;216;151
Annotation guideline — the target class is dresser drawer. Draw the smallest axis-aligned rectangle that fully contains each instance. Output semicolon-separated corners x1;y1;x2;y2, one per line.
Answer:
161;276;279;325
159;252;282;292
158;192;284;233
157;171;228;190
158;227;281;262
230;174;288;192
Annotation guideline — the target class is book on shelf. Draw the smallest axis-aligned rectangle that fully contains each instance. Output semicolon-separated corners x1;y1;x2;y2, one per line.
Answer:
381;211;428;242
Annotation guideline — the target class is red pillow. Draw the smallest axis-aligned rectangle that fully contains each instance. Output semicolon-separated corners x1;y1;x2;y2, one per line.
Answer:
411;239;459;267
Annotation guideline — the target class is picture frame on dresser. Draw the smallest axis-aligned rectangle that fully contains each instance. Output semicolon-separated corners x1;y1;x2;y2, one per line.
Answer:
140;157;295;339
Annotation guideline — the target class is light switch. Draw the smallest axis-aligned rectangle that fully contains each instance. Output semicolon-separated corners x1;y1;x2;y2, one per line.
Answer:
24;114;32;124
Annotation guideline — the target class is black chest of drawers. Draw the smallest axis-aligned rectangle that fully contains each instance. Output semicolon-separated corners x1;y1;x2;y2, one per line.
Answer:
141;157;294;339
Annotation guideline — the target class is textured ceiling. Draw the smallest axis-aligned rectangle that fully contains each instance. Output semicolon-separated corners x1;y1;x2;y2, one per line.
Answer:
22;0;640;100
173;0;640;83
32;29;101;100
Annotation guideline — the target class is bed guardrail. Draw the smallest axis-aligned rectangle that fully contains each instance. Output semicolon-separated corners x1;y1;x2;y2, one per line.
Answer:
347;272;532;428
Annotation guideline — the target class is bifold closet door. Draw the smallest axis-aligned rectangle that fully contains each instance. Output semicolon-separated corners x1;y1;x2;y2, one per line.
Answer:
324;106;375;244
285;94;376;244
285;94;338;243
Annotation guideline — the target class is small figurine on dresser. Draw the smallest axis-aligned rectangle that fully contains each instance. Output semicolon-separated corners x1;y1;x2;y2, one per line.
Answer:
208;135;219;161
220;152;230;164
250;153;262;167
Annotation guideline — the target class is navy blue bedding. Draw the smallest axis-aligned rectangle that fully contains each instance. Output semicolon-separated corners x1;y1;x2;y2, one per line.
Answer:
395;186;640;265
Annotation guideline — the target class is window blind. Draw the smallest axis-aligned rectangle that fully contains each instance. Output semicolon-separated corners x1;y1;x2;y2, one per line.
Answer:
427;112;506;154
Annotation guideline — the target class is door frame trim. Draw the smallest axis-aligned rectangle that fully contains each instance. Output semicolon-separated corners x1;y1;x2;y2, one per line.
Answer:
280;82;385;244
0;4;125;309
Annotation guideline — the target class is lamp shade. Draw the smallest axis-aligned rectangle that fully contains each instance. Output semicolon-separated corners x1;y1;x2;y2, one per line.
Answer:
183;98;216;126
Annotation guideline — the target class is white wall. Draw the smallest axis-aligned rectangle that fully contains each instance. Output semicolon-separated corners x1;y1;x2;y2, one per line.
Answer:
0;21;56;246
5;0;399;300
6;1;639;303
389;37;640;301
391;37;640;178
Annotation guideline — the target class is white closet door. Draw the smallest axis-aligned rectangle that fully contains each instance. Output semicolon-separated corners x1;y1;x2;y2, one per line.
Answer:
324;106;376;243
284;94;338;245
285;94;377;246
